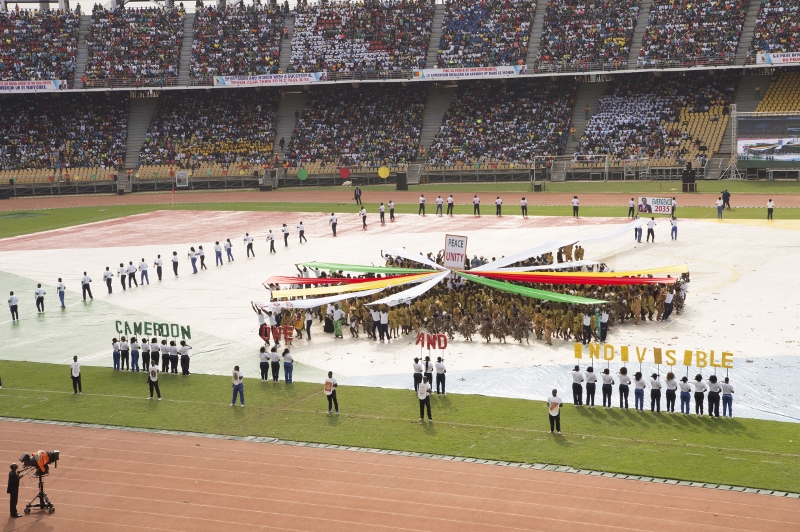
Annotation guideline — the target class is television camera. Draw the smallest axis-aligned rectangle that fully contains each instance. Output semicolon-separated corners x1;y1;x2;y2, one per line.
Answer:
19;450;59;514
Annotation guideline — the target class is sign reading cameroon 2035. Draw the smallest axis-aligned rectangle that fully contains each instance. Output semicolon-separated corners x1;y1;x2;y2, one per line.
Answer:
444;234;468;270
115;320;192;340
575;343;733;369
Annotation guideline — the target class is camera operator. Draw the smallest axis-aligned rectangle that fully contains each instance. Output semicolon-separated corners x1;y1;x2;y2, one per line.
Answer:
7;463;23;518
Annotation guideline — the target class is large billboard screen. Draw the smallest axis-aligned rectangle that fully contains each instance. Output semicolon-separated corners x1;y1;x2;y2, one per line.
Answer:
737;116;800;162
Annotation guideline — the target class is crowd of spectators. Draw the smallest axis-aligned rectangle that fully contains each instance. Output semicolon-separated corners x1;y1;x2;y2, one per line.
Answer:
638;0;750;65
427;79;576;165
748;0;800;60
85;5;185;87
288;0;435;74
0;93;128;170
138;89;278;167
190;5;285;81
537;0;638;66
0;8;80;85
574;72;737;163
437;0;535;68
285;85;426;166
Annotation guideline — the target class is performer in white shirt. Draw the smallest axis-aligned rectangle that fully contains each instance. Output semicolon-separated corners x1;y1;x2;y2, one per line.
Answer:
617;367;631;409
130;337;141;372
649;373;662;413
664;372;677;414
324;371;338;414
446;195;454;216
389;201;396;221
418;194;426;216
282;348;294;383
34;284;46;313
679;376;692;414
171;251;179;277
571;365;584;406
671;196;677;216
628;198;635;218
601;368;614;409
663;289;675;320
472;195;480;216
329;212;338;236
147;360;162;400
70;356;82;394
214;241;223;266
127;261;138;287
154;255;163;281
179;340;192;376
57;278;66;308
360;207;367;230
633;371;647;411
168;341;179;374
224;238;234;262
282;224;290;247
298;221;307;243
138;259;149;284
434;357;446;395
231;366;244;406
435;195;443;216
103;267;113;294
117;262;127;291
495;196;502;216
141;336;151;371
520;197;528;218
417;376;432;421
244;233;255;257
269;347;281;382
767;198;774;220
670;216;678;240
8;291;19;321
81;271;94;301
119;337;130;371
715;197;723;219
412;357;423;391
188;247;198;274
721;377;734;418
707;375;722;418
198;246;207;270
112;338;121;370
547;389;563;434
584;366;597;407
693;374;707;416
267;230;275;253
379;203;386;225
572;195;579;217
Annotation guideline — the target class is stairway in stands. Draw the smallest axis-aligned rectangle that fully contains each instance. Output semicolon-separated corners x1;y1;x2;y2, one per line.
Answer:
563;81;610;154
524;3;547;71
124;96;160;170
279;15;295;72
178;13;196;86
72;14;92;89
418;86;457;157
627;0;653;67
424;3;446;69
735;0;763;65
274;91;309;161
716;74;773;159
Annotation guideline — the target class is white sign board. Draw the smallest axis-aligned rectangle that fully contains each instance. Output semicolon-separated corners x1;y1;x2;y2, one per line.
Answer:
638;197;673;215
444;234;468;269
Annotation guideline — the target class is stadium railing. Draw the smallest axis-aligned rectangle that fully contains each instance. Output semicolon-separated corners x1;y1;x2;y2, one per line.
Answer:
83;77;181;89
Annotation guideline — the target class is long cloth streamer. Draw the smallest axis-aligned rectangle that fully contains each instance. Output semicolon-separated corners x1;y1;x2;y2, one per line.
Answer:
477;264;688;278
473;219;648;271
256;288;385;311
366;271;451;307
457;272;607;304
270;272;436;299
499;259;601;272
265;274;416;286
467;271;678;285
297;261;437;274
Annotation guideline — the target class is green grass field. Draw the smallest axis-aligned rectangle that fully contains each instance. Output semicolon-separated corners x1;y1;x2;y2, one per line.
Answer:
0;360;797;492
1;201;797;239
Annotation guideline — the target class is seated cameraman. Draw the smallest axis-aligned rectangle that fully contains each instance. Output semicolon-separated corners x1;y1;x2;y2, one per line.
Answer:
7;463;23;518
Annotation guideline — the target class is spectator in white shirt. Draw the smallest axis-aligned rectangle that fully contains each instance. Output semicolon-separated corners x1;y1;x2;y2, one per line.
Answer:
650;373;662;413
584;366;597;407
418;376;432;422
81;271;94;301
34;284;46;313
571;365;584;406
721;377;734;418
70;356;82;394
324;371;338;414
8;291;19;321
231;366;244;407
693;374;707;415
434;357;446;395
547;389;563;434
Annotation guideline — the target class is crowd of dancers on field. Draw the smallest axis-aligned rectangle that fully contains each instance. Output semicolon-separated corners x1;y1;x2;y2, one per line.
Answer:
569;365;735;417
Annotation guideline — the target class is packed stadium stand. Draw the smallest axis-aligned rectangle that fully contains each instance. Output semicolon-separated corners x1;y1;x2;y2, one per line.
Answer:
285;84;427;167
0;93;128;182
287;0;435;74
190;5;285;82
638;0;750;65
575;72;736;166
537;0;639;66
427;78;577;165
747;0;800;62
84;5;185;87
436;0;535;68
0;8;80;86
138;89;278;168
755;71;800;112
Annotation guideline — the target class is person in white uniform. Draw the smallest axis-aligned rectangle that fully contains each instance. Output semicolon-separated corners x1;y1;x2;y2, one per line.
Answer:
584;366;597;407
649;373;662;413
244;233;255;257
434;357;446;395
103;267;114;293
231;366;244;407
547;389;563;434
693;374;707;416
601;368;614;408
571;365;584;406
138;259;149;284
418;376;432;421
57;278;66;308
147;360;162;400
34;284;46;313
721;377;734;418
8;291;19;321
664;372;677;413
70;356;82;394
81;271;94;301
679;376;692;414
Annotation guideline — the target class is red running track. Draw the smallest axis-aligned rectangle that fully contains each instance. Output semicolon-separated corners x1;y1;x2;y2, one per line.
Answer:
1;420;798;531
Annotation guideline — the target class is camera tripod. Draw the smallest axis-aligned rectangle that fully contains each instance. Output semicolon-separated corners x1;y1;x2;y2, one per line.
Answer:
24;473;55;514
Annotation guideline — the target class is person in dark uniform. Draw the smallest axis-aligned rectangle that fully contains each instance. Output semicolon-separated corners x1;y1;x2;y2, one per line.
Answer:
7;463;23;517
354;187;362;205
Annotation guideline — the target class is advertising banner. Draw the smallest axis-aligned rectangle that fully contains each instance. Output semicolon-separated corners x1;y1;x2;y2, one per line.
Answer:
637;197;673;215
443;234;468;269
0;80;66;92
413;66;526;80
213;72;327;87
756;52;800;65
